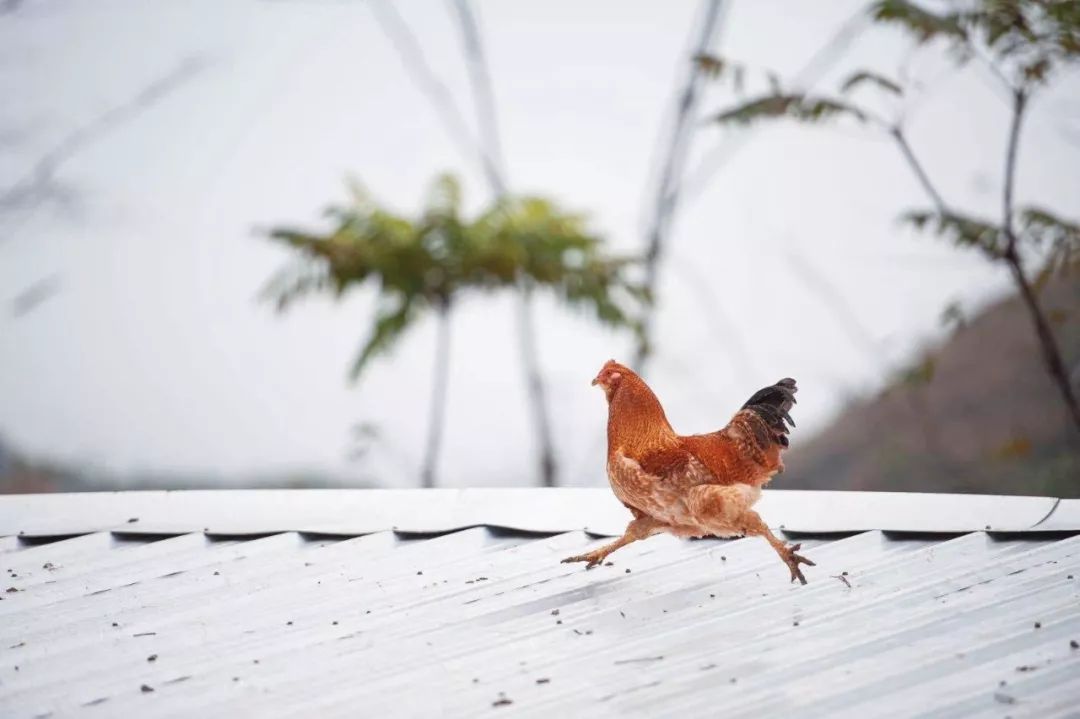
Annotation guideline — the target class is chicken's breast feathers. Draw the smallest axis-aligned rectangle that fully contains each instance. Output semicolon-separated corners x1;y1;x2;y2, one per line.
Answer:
607;447;714;526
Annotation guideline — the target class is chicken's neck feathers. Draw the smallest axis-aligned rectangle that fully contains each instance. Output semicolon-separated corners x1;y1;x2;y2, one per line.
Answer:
607;379;678;459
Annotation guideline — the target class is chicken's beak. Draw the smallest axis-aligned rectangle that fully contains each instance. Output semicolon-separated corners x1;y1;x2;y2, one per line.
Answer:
590;374;602;387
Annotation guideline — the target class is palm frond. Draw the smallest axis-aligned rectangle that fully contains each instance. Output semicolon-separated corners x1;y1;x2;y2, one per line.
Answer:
901;209;1005;259
869;0;967;44
841;70;903;96
709;94;869;126
349;294;420;381
1023;206;1080;291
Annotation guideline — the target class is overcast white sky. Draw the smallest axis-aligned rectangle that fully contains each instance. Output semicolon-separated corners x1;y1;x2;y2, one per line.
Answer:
1;0;1078;488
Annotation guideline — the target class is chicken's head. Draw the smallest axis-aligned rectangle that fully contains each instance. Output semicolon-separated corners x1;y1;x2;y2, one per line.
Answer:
591;359;629;400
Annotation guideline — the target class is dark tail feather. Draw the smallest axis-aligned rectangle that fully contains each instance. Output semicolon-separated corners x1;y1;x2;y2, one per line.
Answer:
741;378;797;447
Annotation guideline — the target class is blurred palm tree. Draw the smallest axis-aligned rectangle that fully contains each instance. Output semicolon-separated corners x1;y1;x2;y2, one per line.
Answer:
262;173;646;488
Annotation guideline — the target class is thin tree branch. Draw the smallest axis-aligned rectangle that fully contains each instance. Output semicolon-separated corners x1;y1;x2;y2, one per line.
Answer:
448;0;508;190
889;126;948;214
571;3;729;481
420;302;453;488
998;89;1080;437
667;254;754;385
680;6;869;204
369;0;503;192
633;0;727;373
449;0;559;487
785;250;882;364
971;43;1015;97
2;57;208;325
513;285;558;485
1002;90;1025;251
661;6;869;408
785;247;957;477
847;83;1080;441
0;57;207;217
796;49;1078;442
1007;258;1080;434
9;274;62;318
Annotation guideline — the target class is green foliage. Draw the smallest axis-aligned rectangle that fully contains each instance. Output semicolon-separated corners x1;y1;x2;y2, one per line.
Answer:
699;1;1080;134
695;4;1080;403
1022;206;1080;251
940;301;967;333
840;70;903;96
351;294;420;380
901;210;1007;260
709;94;869;126
869;0;1080;87
698;2;1079;283
869;0;966;44
696;52;880;129
693;52;733;80
262;173;646;380
472;196;648;342
898;205;1080;297
261;261;333;313
898;350;937;387
992;434;1033;459
1023;207;1080;292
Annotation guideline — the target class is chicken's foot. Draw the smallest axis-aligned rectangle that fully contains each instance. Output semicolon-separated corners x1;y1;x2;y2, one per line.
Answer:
749;518;815;585
684;485;815;584
561;516;664;569
774;541;815;585
560;546;613;569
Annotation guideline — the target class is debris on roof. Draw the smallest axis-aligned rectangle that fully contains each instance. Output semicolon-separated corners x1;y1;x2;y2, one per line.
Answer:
0;490;1078;717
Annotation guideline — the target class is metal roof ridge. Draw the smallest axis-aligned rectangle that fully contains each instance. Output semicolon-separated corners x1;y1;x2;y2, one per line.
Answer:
0;489;1073;537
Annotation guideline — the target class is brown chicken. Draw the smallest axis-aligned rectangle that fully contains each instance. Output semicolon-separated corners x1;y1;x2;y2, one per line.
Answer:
562;359;814;584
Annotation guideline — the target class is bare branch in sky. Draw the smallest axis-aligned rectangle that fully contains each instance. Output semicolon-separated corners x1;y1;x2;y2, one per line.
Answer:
0;56;208;219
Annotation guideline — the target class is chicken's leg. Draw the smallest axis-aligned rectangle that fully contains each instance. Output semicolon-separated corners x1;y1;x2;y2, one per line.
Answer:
685;484;814;584
561;515;665;569
735;510;814;584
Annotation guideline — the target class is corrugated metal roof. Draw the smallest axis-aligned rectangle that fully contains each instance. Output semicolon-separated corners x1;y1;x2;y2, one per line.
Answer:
1;490;1079;718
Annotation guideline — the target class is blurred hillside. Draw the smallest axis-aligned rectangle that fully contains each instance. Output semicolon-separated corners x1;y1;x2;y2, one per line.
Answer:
0;441;372;494
787;275;1080;498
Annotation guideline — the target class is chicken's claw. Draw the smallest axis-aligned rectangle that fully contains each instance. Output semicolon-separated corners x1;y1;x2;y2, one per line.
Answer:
781;542;815;585
561;551;605;569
